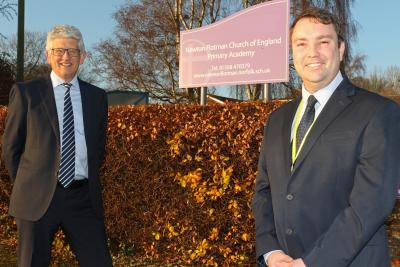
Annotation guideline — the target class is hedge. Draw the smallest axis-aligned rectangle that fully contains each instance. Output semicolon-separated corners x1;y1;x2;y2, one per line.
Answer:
0;102;399;266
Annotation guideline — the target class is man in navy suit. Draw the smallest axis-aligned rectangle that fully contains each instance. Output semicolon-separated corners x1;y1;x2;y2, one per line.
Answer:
252;8;400;267
2;25;112;266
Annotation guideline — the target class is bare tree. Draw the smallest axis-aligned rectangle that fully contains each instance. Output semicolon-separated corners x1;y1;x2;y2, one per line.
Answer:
94;0;357;102
352;66;400;96
346;52;366;80
167;0;227;102
384;65;400;95
366;69;389;94
234;0;357;101
0;52;14;104
0;0;18;104
0;0;16;21
92;0;232;103
0;31;50;80
0;0;16;39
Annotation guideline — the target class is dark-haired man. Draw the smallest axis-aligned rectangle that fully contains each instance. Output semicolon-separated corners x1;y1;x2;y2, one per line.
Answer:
252;7;400;267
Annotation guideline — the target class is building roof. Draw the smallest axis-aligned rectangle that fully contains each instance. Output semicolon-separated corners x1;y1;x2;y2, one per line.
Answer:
207;94;242;105
107;90;149;106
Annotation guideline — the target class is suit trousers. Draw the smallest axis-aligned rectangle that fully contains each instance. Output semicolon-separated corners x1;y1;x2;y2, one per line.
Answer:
16;182;112;267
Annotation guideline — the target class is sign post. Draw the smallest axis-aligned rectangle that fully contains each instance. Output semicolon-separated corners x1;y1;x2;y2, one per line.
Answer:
263;84;270;102
200;87;207;105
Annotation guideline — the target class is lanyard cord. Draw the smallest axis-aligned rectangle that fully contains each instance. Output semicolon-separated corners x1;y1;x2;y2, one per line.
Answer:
291;100;317;167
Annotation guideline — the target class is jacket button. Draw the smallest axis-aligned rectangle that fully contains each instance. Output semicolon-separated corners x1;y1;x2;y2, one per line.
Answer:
286;194;294;201
286;228;293;235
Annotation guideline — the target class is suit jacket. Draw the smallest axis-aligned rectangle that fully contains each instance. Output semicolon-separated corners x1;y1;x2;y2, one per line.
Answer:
2;77;108;221
252;78;400;267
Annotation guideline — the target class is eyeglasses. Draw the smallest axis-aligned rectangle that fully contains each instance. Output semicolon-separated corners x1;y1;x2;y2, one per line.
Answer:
51;48;80;57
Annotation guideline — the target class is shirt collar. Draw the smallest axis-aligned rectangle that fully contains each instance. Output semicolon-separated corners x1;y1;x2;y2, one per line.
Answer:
50;71;79;90
301;71;343;107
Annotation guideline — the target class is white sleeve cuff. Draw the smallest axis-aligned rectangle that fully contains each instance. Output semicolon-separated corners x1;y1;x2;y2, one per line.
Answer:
263;250;284;266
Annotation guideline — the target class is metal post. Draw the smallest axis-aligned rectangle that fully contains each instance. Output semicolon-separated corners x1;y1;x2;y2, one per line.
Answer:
16;0;25;82
263;83;269;102
200;87;207;105
236;85;239;99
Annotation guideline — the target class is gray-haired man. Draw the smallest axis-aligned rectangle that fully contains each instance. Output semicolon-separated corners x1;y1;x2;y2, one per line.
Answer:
2;24;113;266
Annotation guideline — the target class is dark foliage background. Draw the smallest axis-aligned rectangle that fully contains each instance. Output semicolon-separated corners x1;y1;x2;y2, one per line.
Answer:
0;102;399;266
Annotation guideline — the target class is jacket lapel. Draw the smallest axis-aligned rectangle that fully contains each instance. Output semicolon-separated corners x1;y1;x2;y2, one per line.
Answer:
39;77;60;146
78;79;92;155
291;78;355;174
282;98;300;177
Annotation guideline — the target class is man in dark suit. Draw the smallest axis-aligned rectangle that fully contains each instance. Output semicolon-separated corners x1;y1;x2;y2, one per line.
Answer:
2;25;113;266
252;8;400;267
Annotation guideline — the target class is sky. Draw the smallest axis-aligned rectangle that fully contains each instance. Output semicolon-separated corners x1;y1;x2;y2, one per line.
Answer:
0;0;399;88
0;0;123;52
351;1;400;74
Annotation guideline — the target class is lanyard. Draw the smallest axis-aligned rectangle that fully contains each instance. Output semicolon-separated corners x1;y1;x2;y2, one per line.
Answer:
291;100;317;167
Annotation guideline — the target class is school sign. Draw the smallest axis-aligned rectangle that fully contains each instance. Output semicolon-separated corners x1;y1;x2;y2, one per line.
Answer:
179;0;290;88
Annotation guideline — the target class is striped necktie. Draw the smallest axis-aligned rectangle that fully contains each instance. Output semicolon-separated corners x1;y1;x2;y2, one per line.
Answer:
58;82;75;187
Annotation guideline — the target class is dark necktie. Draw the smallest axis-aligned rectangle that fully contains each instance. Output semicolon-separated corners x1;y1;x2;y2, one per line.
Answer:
58;83;75;187
296;95;317;152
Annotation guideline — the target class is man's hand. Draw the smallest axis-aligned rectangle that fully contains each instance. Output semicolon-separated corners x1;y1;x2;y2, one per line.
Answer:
267;251;293;267
291;258;306;267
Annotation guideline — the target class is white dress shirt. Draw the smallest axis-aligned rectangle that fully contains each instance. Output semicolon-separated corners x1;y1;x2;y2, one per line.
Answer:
51;71;88;180
290;71;343;140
